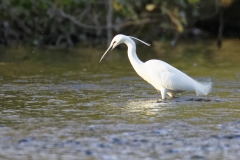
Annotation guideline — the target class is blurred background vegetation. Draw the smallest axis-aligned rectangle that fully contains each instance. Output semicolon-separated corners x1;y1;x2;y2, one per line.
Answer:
0;0;239;48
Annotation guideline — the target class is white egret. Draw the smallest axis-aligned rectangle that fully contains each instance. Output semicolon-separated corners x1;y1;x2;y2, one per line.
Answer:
100;34;212;100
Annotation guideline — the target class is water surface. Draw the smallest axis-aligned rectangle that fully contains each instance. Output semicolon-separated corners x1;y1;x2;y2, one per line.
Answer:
0;42;240;160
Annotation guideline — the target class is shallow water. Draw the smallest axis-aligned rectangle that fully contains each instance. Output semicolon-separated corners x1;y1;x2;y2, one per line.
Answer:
0;43;240;160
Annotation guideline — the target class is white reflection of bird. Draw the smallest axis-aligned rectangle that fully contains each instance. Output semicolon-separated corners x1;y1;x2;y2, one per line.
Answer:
99;34;212;100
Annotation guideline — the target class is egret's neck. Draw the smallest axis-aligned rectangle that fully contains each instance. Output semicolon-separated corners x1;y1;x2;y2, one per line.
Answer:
126;40;143;66
125;39;144;75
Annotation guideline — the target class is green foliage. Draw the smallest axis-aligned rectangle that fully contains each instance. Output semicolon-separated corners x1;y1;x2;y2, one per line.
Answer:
188;0;200;4
0;0;222;47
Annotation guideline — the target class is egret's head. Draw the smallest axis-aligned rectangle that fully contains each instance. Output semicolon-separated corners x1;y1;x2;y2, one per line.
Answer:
99;34;150;63
99;34;126;63
110;34;126;49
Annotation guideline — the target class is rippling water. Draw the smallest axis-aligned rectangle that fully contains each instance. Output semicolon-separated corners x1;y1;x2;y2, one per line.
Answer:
0;43;240;160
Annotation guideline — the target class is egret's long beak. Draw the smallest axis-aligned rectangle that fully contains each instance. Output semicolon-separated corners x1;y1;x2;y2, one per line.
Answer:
99;44;113;63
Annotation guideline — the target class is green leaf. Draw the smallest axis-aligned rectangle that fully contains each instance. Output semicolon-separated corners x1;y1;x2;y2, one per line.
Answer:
188;0;200;4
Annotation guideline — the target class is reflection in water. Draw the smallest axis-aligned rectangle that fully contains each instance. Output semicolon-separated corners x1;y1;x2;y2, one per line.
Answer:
126;99;170;116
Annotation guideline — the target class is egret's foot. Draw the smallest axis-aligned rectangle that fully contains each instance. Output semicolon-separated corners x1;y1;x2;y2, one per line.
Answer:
156;99;167;103
168;95;179;99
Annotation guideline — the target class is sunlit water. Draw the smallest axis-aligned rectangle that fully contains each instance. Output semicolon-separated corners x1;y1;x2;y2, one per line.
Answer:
0;43;240;160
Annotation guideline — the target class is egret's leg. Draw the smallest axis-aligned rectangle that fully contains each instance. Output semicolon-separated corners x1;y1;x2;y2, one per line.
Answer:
167;91;181;99
167;93;173;99
160;88;167;100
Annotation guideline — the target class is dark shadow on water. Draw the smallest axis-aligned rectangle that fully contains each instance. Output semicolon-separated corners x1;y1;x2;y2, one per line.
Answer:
156;96;222;104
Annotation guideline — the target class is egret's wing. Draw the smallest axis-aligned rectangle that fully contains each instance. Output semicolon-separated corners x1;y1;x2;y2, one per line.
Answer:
145;60;195;91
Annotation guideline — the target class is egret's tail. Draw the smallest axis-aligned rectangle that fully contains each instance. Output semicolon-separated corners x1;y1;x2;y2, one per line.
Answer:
194;80;212;96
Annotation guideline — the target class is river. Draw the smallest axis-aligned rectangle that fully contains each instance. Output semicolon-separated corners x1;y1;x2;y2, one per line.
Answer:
0;40;240;159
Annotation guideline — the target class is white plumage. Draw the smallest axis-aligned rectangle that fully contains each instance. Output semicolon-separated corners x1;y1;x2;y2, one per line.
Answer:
100;34;212;100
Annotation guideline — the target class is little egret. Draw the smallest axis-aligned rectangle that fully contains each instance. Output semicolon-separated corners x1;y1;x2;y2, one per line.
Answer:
99;34;212;100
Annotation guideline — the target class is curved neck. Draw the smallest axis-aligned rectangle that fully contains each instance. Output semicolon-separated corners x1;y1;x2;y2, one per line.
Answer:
125;38;143;66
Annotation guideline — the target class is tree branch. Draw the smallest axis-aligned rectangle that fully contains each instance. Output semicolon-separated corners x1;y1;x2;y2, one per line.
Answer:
52;4;106;30
106;0;113;44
